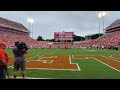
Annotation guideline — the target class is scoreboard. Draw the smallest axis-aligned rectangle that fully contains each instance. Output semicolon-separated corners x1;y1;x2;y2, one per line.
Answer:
54;32;74;41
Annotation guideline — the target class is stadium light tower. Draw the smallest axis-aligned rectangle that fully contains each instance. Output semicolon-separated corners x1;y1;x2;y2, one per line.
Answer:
27;18;34;38
98;12;106;34
102;12;106;34
98;12;102;37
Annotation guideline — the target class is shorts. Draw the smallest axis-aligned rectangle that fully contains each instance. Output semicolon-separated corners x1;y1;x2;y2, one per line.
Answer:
14;61;26;71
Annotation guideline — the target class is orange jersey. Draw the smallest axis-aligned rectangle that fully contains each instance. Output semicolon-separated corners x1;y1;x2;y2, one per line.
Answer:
0;48;9;65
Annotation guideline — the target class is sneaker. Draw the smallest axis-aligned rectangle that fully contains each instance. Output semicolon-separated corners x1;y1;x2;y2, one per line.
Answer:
14;76;16;79
22;76;27;79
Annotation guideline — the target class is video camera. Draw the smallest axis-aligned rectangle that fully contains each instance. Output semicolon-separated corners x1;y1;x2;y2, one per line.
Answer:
15;41;28;51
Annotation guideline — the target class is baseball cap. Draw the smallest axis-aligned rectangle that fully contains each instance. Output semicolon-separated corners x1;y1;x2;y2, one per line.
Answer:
15;41;20;46
0;42;6;47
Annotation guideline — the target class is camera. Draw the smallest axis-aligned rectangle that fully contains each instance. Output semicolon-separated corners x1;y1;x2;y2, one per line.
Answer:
15;41;28;51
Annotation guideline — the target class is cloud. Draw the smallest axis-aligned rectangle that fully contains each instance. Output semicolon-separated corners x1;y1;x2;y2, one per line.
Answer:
0;11;120;39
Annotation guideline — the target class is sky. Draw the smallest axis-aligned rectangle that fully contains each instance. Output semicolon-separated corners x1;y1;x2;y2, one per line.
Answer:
0;11;120;40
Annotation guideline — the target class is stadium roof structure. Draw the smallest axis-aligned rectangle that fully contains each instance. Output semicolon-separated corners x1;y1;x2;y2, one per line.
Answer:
105;19;120;31
85;34;95;37
85;33;102;37
0;17;30;33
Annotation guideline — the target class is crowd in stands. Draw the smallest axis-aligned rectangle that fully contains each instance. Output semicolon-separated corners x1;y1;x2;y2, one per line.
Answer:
0;17;50;48
0;17;120;50
73;31;120;50
1;28;120;50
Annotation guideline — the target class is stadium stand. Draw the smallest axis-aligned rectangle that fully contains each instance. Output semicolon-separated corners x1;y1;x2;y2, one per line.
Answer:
73;19;120;50
0;17;50;48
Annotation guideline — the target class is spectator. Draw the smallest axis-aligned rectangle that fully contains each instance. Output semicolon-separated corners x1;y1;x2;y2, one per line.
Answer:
0;42;9;79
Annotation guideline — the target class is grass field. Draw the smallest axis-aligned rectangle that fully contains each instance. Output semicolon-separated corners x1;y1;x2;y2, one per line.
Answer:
5;48;120;79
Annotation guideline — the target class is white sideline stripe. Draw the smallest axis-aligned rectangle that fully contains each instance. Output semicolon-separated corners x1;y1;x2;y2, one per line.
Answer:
27;68;79;71
6;76;53;79
89;50;96;51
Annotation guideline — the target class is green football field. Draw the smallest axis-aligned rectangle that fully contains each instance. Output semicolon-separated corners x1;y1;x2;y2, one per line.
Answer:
5;48;120;79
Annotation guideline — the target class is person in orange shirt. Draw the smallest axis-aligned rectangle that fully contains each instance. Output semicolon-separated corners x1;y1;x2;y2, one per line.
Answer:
0;42;9;79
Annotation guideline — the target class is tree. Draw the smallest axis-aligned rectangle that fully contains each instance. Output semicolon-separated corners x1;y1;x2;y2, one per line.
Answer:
91;33;103;39
37;36;44;41
73;35;85;41
45;39;53;41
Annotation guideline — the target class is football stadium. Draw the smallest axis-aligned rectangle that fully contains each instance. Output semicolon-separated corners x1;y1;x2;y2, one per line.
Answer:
1;11;120;79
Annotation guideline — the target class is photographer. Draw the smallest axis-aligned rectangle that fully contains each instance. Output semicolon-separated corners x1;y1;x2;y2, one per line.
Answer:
13;41;28;79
